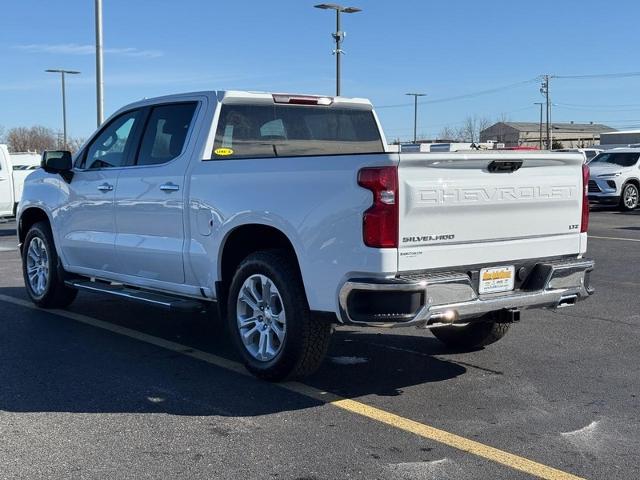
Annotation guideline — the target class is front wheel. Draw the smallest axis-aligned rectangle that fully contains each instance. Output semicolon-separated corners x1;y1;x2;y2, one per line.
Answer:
227;250;332;381
619;183;639;211
22;221;77;308
431;314;510;350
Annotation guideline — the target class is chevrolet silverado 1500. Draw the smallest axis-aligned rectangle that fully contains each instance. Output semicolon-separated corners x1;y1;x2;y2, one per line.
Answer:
18;90;594;380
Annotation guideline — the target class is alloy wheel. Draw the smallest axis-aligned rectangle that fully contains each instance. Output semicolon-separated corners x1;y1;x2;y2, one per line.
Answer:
236;274;287;362
624;184;639;209
26;237;49;296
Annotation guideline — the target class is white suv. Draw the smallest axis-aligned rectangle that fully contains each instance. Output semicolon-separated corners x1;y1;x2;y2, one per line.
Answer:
588;149;640;211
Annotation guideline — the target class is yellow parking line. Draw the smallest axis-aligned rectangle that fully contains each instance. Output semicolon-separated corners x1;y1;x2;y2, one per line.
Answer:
590;235;640;243
0;293;585;480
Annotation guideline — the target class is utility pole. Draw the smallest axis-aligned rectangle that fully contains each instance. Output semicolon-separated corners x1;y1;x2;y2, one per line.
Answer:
95;0;104;126
406;93;426;143
540;75;552;149
534;102;544;149
45;69;81;149
314;4;362;96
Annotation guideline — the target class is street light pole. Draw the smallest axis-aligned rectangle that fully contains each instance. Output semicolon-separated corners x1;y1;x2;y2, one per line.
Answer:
534;102;544;150
45;69;80;148
314;4;362;96
406;93;426;143
95;0;104;126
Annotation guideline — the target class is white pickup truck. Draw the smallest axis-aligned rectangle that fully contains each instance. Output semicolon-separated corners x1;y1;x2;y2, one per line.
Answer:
17;91;594;380
0;145;40;217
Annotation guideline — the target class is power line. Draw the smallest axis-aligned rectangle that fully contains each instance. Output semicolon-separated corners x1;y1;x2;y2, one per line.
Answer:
556;102;640;108
375;71;640;111
554;103;640;112
374;78;538;109
553;71;640;80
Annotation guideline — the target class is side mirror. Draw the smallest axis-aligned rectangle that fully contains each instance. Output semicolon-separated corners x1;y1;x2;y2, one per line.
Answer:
42;150;72;171
41;150;73;182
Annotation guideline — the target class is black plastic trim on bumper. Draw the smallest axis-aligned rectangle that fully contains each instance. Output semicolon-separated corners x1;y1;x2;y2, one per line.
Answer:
338;258;594;328
588;195;620;205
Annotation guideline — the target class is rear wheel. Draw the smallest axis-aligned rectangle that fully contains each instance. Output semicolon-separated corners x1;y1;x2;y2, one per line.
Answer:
619;183;639;211
431;314;510;350
22;221;77;308
227;250;332;381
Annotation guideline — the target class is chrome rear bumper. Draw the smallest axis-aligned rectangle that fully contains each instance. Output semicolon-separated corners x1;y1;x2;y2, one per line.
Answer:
338;258;594;328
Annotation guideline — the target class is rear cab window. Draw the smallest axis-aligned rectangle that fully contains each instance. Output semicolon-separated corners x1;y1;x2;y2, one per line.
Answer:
212;100;384;159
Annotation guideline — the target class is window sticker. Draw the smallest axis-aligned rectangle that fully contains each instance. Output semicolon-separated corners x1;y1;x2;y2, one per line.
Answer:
214;148;234;156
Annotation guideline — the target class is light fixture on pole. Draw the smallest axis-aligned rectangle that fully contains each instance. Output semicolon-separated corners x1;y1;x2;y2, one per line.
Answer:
45;69;81;148
314;3;362;96
406;93;426;144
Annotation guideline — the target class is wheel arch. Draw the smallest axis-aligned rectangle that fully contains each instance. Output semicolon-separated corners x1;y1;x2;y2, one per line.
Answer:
18;207;53;251
217;223;306;305
623;177;640;189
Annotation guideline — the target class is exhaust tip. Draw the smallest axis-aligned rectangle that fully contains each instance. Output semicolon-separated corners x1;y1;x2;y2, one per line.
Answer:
557;295;578;308
430;309;458;323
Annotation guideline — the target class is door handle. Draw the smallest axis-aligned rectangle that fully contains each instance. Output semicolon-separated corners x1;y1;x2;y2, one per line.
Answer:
97;183;113;192
160;182;180;192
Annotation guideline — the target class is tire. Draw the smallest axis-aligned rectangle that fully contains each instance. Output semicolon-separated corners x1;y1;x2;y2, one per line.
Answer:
22;221;77;309
619;183;639;211
227;249;332;381
431;314;510;350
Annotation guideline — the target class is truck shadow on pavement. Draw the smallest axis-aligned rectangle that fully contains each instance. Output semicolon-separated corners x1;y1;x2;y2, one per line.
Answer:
0;286;466;417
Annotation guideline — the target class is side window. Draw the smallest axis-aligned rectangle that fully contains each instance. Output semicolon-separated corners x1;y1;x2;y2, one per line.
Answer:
137;103;197;166
83;110;140;169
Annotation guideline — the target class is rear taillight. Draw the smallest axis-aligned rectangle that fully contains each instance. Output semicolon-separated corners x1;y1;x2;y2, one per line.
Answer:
581;163;590;233
357;166;398;248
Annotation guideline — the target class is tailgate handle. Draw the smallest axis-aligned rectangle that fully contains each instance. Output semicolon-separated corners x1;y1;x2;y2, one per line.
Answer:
488;160;523;173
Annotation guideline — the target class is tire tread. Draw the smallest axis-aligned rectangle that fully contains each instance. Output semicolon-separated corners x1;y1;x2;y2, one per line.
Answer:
227;249;331;381
23;221;77;309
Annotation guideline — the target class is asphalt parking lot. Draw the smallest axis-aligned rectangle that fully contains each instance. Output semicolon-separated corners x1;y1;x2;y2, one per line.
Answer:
0;210;638;480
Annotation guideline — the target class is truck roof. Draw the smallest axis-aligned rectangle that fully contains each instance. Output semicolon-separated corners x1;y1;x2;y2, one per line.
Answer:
122;90;373;111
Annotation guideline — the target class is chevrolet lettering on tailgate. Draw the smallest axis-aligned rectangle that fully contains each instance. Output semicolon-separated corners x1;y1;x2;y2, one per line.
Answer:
418;185;576;205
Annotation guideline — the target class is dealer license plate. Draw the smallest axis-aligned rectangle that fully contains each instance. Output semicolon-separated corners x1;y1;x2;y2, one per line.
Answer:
479;266;515;294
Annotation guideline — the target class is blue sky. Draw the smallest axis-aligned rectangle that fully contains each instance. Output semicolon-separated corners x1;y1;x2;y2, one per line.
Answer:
1;0;640;141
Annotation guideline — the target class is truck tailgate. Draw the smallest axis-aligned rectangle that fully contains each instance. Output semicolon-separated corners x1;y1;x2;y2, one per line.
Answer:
397;152;584;271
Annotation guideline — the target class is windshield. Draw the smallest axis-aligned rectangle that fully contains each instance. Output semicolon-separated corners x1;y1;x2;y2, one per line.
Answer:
589;152;640;167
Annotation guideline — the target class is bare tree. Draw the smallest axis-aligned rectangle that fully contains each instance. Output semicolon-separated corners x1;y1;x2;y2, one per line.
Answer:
438;126;460;141
0;125;5;144
496;112;510;124
439;115;493;143
66;137;87;154
6;126;58;153
457;115;492;143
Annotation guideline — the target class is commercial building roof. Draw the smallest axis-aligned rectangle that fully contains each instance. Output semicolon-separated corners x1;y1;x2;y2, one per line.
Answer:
496;122;615;133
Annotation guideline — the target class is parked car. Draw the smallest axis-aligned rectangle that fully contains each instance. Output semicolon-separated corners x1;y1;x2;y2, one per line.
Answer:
587;149;640;210
555;148;603;163
0;145;40;217
17;90;594;380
